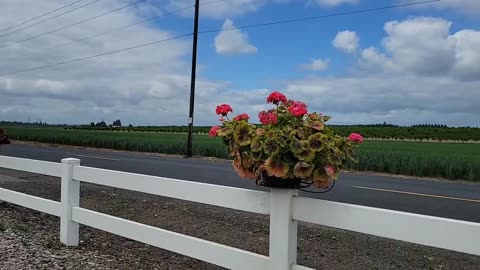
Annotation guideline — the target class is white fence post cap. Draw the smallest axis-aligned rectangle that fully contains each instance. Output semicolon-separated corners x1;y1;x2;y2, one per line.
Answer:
61;158;80;164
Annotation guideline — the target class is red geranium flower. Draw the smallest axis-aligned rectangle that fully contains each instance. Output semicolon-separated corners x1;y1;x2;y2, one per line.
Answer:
288;101;308;117
209;126;221;137
216;104;233;116
347;133;364;144
233;113;250;122
267;91;287;104
292;101;307;108
259;111;277;125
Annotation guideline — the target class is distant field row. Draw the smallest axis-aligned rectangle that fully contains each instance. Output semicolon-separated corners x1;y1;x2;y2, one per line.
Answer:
64;125;480;141
4;126;480;182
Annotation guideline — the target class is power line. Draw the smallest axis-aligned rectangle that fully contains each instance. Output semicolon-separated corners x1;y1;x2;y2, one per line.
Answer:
15;4;194;54
60;8;191;44
0;0;88;33
2;0;228;60
0;0;101;39
0;0;148;49
55;0;229;48
202;0;229;5
0;33;192;77
199;0;440;34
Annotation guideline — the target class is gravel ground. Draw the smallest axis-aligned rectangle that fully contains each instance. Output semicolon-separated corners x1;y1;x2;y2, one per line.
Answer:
1;168;479;270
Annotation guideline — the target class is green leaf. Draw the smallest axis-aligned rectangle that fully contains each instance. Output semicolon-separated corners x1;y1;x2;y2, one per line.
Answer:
311;121;324;131
294;129;306;139
290;139;305;154
217;127;232;136
264;139;281;155
308;133;325;152
265;156;290;178
251;150;263;161
233;124;251;146
346;148;358;163
313;168;332;189
250;137;263;152
329;147;346;165
276;136;287;147
293;162;315;179
241;153;254;169
295;148;315;162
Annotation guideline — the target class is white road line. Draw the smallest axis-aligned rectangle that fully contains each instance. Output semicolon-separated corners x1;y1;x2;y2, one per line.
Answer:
353;185;480;204
67;154;120;161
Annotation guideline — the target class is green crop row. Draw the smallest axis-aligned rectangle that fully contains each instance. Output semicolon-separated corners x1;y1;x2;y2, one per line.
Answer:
68;125;480;141
4;126;480;181
347;151;480;181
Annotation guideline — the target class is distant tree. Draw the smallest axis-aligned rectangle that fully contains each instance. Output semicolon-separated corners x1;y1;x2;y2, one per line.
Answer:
95;121;107;128
90;122;95;127
112;119;122;127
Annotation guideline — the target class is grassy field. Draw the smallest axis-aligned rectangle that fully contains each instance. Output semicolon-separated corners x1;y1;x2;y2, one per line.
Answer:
349;141;480;181
4;126;480;181
5;127;228;158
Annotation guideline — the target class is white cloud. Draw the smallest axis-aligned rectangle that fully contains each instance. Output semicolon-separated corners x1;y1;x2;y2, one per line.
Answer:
1;1;479;128
0;0;211;125
309;0;358;7
400;0;480;15
359;17;480;80
359;47;389;70
0;1;266;126
282;74;480;127
332;30;359;53
283;17;480;126
451;30;480;80
382;17;456;75
214;19;257;55
302;59;329;71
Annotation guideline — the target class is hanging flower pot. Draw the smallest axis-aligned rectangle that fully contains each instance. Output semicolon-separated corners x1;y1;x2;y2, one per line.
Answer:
209;91;363;192
258;171;303;189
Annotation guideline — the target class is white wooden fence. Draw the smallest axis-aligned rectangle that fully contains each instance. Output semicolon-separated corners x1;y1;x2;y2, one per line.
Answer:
0;155;479;270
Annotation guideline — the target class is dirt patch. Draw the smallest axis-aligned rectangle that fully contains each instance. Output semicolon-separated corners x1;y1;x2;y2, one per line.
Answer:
1;169;479;269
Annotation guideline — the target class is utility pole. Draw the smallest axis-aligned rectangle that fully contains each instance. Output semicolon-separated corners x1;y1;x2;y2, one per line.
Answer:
186;0;200;158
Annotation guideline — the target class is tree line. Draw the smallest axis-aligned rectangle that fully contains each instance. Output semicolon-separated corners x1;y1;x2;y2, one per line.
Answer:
2;121;480;141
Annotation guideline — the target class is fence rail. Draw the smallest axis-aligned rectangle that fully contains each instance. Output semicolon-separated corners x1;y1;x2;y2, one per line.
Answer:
1;156;479;270
0;187;61;216
73;165;271;214
0;155;61;177
72;207;270;270
292;197;480;256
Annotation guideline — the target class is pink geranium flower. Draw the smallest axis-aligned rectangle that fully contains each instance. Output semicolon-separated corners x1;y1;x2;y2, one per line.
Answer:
347;133;364;144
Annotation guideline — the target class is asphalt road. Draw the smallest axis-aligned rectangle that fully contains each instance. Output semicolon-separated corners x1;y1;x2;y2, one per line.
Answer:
1;143;479;222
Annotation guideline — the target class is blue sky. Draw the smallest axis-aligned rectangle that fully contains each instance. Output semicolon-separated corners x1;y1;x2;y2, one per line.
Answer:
0;0;479;126
190;0;478;89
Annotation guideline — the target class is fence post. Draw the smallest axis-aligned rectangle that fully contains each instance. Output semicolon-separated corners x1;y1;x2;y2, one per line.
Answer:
269;189;298;270
60;158;80;246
